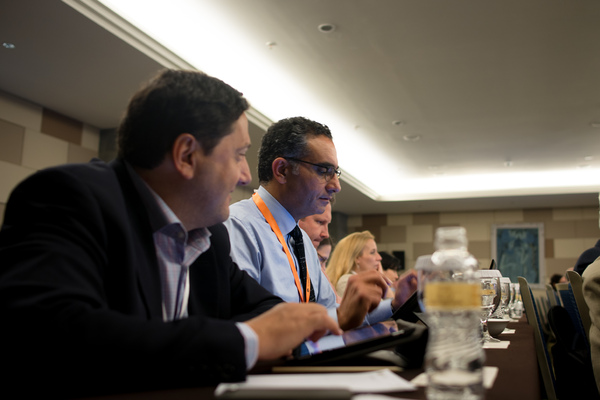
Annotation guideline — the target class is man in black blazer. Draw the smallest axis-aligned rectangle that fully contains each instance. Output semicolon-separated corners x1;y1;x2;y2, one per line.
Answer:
0;69;340;398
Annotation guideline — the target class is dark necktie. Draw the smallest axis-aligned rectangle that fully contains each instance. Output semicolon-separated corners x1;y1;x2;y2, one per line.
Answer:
290;225;316;302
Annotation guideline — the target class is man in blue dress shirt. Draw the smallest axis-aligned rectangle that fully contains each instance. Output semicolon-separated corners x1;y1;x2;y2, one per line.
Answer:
0;71;342;397
225;117;417;330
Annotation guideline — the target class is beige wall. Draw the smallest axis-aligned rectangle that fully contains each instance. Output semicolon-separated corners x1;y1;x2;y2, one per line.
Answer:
348;207;599;285
0;90;99;225
2;89;599;287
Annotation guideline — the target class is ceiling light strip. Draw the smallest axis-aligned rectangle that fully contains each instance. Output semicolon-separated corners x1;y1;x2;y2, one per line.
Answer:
62;0;273;132
62;0;194;70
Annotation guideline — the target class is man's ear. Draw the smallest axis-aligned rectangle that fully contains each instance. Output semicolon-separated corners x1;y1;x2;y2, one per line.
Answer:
272;157;289;184
172;133;199;180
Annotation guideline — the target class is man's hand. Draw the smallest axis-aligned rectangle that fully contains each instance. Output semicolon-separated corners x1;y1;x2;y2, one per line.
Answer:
337;271;388;330
246;303;342;360
392;269;418;311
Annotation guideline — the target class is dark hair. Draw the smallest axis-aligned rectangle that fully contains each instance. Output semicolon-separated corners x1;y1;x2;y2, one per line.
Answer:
257;116;333;183
550;273;563;289
117;69;249;168
380;251;401;271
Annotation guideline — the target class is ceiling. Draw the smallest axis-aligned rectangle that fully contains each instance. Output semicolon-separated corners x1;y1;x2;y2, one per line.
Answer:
1;0;599;215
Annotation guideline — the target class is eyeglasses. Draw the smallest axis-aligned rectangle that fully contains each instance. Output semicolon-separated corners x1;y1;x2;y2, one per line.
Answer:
285;157;341;181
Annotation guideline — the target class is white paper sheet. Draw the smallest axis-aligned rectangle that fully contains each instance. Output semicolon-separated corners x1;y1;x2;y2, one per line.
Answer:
353;395;413;400
482;340;510;349
214;369;416;396
411;366;499;389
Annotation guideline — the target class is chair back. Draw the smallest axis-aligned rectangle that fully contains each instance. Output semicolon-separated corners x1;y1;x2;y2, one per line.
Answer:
546;283;559;307
519;276;558;400
547;305;599;399
556;279;588;344
567;270;592;343
535;295;551;336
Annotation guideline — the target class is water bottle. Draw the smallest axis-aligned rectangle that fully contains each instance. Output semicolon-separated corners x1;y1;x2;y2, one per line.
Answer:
510;283;524;319
416;226;485;400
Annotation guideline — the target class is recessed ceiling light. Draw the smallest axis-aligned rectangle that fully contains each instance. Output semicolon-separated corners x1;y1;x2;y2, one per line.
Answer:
402;134;420;142
584;156;594;161
579;164;591;169
2;42;15;49
318;23;336;33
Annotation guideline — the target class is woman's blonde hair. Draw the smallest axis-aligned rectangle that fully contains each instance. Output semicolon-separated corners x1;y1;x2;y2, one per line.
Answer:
325;230;375;286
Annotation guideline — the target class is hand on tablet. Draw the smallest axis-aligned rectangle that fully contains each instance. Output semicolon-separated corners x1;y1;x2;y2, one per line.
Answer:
246;303;342;360
391;269;418;311
336;271;387;330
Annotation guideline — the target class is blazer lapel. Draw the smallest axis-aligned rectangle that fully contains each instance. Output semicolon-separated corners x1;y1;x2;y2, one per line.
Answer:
111;160;163;319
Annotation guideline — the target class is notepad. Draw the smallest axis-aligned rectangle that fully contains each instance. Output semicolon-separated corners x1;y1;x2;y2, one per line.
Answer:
214;369;416;397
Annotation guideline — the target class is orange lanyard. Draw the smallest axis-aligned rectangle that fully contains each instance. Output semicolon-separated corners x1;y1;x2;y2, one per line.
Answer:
252;192;311;303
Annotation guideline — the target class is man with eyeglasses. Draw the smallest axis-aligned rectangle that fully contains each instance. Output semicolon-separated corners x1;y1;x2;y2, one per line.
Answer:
0;74;341;397
225;117;417;330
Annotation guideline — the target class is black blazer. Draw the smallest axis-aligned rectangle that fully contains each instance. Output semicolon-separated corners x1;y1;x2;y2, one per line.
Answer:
0;159;282;397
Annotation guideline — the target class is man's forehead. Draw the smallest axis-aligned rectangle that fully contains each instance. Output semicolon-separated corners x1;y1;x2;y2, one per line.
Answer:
232;112;250;146
314;211;332;223
306;136;337;163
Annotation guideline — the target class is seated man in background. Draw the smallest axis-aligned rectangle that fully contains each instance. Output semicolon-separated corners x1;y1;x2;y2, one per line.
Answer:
0;70;340;398
299;200;333;249
550;273;563;289
317;237;334;273
225;116;417;330
299;202;340;302
575;239;600;276
380;251;402;283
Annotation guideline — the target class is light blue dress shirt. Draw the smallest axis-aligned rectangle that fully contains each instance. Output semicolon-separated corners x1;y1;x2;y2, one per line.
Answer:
225;186;392;325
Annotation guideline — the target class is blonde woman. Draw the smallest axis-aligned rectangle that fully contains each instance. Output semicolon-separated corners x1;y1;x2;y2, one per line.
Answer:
326;231;391;298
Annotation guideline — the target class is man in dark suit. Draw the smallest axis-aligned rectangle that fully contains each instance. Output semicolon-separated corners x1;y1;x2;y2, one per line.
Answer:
0;69;340;398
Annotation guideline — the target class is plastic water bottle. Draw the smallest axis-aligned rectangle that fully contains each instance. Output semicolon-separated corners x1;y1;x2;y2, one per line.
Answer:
416;227;485;400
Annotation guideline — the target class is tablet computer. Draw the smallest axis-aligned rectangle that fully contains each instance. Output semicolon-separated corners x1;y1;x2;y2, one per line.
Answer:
284;319;425;367
391;291;422;323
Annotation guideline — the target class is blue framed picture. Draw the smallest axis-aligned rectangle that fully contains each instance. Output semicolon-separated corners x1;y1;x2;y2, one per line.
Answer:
491;223;545;288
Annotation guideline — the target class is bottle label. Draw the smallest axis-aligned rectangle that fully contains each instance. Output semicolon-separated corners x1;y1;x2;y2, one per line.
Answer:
424;281;481;309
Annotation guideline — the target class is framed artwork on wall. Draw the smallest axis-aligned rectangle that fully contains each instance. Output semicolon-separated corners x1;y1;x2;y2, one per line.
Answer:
491;223;545;289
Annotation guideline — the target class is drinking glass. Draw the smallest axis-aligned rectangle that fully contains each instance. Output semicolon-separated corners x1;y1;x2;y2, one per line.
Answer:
507;283;516;317
512;283;523;319
480;277;501;343
496;277;511;318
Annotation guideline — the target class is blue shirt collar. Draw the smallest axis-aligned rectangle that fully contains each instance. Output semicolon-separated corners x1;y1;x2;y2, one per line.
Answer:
257;186;298;236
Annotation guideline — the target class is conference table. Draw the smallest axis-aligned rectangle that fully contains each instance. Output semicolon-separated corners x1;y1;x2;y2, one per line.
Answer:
87;318;541;400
